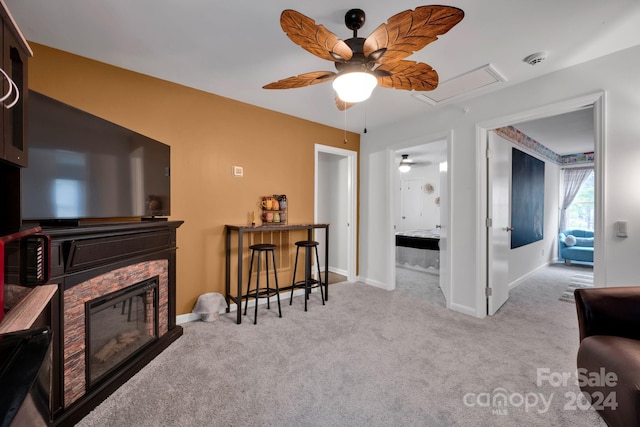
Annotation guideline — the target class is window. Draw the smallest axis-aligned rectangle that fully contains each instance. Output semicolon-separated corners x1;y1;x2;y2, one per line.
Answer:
565;170;594;231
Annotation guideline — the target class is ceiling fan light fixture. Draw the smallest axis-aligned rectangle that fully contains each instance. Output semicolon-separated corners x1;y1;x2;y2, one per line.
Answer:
398;154;412;173
332;71;377;103
266;7;464;110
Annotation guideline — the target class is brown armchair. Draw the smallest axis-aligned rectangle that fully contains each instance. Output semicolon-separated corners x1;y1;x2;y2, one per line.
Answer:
574;286;640;427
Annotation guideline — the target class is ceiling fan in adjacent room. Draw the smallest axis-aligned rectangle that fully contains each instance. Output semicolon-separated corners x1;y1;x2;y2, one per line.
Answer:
263;5;464;110
398;154;431;173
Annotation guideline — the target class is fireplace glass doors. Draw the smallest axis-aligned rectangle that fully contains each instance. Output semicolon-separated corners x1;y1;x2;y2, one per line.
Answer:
86;277;159;386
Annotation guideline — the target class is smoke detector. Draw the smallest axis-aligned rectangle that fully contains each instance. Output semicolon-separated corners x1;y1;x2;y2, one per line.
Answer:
523;51;548;66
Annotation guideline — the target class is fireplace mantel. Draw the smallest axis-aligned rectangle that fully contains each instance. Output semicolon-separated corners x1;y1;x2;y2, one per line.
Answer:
40;220;184;427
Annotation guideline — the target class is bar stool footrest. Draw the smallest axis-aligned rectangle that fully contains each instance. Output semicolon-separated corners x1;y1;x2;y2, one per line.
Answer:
291;279;322;289
245;288;280;299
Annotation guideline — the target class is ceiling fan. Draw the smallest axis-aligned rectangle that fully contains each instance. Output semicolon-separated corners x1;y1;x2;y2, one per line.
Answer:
398;154;431;172
263;6;464;110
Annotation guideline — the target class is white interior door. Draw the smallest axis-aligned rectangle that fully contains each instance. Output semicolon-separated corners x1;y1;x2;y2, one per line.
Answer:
400;179;423;231
438;150;449;302
487;131;511;315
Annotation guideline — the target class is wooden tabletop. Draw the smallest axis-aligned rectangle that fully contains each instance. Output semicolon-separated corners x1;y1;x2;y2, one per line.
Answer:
225;223;329;231
0;285;57;334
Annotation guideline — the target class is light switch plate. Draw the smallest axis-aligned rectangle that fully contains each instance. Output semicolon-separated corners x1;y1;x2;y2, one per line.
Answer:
232;166;243;177
616;220;628;237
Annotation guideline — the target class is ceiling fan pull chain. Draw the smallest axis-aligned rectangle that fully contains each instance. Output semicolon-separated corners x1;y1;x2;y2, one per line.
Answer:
344;105;348;144
364;109;367;134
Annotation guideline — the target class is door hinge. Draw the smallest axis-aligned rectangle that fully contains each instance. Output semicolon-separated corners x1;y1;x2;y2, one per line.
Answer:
486;218;492;227
486;287;493;297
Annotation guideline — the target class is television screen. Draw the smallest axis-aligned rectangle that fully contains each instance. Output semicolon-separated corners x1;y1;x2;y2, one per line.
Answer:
22;91;170;221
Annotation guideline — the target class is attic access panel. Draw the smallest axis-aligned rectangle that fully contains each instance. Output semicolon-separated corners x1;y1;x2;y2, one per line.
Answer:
412;64;506;105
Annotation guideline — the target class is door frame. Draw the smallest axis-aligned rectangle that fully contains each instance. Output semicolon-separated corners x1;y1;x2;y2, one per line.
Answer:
476;91;606;316
387;131;453;307
314;144;358;282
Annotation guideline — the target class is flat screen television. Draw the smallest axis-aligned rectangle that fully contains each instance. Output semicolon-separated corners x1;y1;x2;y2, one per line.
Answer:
22;91;170;223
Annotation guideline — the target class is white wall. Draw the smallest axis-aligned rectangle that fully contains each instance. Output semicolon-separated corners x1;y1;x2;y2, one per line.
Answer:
360;150;393;289
359;44;640;316
318;152;348;274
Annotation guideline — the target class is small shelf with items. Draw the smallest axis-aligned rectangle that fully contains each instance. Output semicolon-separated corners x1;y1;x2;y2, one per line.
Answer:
259;194;287;225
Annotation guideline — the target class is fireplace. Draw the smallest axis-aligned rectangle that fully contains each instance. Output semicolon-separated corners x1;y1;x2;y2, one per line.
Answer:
86;276;159;387
26;220;184;427
63;259;169;407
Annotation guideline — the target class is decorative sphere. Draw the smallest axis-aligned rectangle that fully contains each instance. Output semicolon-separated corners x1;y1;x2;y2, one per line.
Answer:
345;9;365;31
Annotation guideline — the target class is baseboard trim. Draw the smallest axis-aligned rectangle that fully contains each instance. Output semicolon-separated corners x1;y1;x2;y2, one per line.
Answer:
328;266;348;277
360;277;392;291
176;313;200;324
509;261;551;291
176;288;316;324
449;302;478;317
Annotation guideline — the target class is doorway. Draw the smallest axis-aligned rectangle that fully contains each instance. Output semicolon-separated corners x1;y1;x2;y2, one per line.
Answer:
478;92;605;315
314;144;357;283
390;137;451;307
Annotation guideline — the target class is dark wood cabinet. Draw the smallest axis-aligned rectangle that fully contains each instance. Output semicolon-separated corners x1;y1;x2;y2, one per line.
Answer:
1;20;29;167
0;2;31;236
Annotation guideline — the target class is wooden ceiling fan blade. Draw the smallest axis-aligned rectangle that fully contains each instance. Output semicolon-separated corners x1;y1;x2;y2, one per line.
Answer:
280;10;353;62
335;96;356;111
363;6;464;63
375;61;438;91
263;71;337;89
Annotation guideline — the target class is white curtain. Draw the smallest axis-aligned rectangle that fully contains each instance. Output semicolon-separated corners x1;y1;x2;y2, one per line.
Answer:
559;167;592;232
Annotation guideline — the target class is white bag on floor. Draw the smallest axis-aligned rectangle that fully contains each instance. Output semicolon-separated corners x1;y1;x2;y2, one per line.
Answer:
193;292;227;322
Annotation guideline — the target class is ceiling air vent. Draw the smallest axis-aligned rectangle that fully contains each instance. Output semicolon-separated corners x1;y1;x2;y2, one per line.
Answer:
412;64;507;106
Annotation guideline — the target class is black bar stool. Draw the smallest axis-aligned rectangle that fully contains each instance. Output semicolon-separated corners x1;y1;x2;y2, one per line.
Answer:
243;243;282;324
290;240;325;311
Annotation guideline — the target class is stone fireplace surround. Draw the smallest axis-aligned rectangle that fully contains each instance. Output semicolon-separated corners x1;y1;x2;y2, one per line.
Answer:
35;220;183;427
63;260;168;407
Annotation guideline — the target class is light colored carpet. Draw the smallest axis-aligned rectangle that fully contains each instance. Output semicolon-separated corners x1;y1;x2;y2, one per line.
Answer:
559;273;594;303
395;265;445;307
77;263;604;427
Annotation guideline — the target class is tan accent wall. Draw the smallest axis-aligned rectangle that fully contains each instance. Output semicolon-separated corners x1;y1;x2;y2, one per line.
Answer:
28;43;360;315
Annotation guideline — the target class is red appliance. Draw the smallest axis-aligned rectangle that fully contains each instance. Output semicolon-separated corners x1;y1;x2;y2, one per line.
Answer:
0;227;50;322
